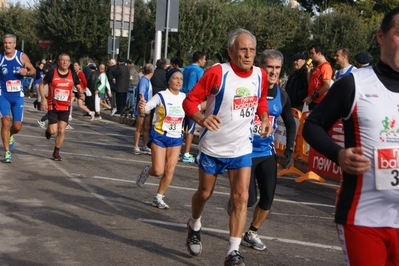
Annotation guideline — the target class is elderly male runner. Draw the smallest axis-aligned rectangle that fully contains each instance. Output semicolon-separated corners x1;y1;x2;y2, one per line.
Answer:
183;28;272;266
0;33;36;163
40;53;84;161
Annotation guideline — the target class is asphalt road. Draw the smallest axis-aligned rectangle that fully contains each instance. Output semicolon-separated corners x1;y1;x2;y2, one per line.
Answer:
0;98;345;266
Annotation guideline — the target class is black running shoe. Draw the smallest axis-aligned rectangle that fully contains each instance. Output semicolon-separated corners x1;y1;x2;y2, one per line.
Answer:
186;221;202;256
224;250;245;266
52;151;62;161
45;130;51;140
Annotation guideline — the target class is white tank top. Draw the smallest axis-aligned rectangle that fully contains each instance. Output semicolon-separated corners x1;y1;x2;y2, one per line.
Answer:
198;63;262;158
345;67;399;227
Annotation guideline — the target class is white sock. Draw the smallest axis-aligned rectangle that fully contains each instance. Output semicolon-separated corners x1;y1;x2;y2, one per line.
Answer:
227;237;241;256
189;217;201;231
184;152;190;157
156;193;163;199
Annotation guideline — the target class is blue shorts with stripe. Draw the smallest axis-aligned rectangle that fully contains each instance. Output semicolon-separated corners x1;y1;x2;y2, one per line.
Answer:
196;152;252;175
148;129;184;148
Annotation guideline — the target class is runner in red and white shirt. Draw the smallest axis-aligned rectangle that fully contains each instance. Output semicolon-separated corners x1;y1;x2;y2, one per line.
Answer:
183;28;272;265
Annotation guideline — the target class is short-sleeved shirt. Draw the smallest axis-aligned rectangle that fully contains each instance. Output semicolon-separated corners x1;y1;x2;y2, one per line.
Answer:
307;61;332;103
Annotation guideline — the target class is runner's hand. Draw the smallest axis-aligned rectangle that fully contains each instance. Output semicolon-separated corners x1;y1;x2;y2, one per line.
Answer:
199;115;221;132
337;147;371;175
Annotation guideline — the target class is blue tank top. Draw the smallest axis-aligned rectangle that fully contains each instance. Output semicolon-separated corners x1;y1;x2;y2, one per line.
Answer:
0;50;24;96
252;84;283;158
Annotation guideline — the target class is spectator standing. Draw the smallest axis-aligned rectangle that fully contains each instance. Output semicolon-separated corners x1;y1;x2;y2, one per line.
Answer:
86;64;100;116
170;56;185;71
83;57;95;81
106;58;118;116
126;59;139;89
151;59;168;95
284;53;308;110
304;43;333;110
180;51;206;163
333;48;356;81
133;64;154;155
183;28;272;265
303;7;399;265
112;58;130;115
94;64;112;119
39;53;82;161
354;52;371;68
136;69;186;209
0;33;36;163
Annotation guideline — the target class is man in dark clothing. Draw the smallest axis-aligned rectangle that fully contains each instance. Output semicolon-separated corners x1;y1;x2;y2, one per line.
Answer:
86;65;100;113
151;59;168;96
113;58;130;114
83;57;95;81
284;53;309;110
106;58;118;116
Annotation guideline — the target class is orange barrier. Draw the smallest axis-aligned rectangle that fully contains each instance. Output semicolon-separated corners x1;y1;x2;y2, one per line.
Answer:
276;109;325;183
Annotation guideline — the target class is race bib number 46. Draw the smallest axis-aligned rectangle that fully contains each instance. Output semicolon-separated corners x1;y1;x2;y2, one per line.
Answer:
374;147;399;190
6;80;21;92
232;95;257;120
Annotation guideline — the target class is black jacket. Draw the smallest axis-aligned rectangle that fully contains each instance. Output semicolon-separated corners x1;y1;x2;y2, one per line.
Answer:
284;66;308;109
113;64;130;93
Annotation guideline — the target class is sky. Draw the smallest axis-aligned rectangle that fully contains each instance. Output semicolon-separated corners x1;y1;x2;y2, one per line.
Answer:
9;0;31;7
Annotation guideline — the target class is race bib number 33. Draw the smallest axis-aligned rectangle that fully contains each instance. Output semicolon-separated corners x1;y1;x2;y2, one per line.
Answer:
374;147;399;190
232;95;258;120
162;116;183;132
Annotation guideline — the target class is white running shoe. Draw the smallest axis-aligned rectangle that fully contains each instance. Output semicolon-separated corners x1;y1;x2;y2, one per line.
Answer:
241;231;268;251
37;119;46;129
89;111;95;121
152;195;169;209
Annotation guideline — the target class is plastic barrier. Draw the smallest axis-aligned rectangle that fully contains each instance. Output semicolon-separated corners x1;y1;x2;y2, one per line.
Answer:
276;109;325;183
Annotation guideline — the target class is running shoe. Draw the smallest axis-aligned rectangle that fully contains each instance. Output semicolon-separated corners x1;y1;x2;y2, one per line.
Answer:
132;146;141;155
182;153;195;163
9;135;14;150
136;164;151;187
89;111;95;121
111;108;117;116
186;221;202;256
241;231;267;251
224;250;245;266
141;146;151;155
37;119;46;129
52;151;62;161
66;124;74;130
45;130;51;140
94;116;102;120
2;151;12;163
152;196;169;209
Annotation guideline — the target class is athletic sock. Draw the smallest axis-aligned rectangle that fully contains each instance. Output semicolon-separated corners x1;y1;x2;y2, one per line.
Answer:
227;237;241;256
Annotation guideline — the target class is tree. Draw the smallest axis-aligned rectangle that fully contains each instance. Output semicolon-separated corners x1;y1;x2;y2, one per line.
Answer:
35;0;110;62
310;6;380;67
0;4;42;62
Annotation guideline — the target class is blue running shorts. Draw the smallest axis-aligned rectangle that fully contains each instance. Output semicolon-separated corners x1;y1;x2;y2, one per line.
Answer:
196;152;252;175
0;94;24;122
148;129;184;148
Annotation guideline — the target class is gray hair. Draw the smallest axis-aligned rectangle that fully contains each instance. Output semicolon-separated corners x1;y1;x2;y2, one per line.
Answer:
227;28;256;50
3;33;16;43
258;49;284;65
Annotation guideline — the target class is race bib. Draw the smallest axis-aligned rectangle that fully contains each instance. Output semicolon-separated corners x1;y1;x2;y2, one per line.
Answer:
232;95;257;120
374;147;399;190
252;115;275;135
6;80;21;92
162;116;183;132
54;88;70;102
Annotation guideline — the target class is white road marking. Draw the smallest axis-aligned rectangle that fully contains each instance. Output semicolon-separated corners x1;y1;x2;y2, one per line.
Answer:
138;218;342;251
91;175;335;208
